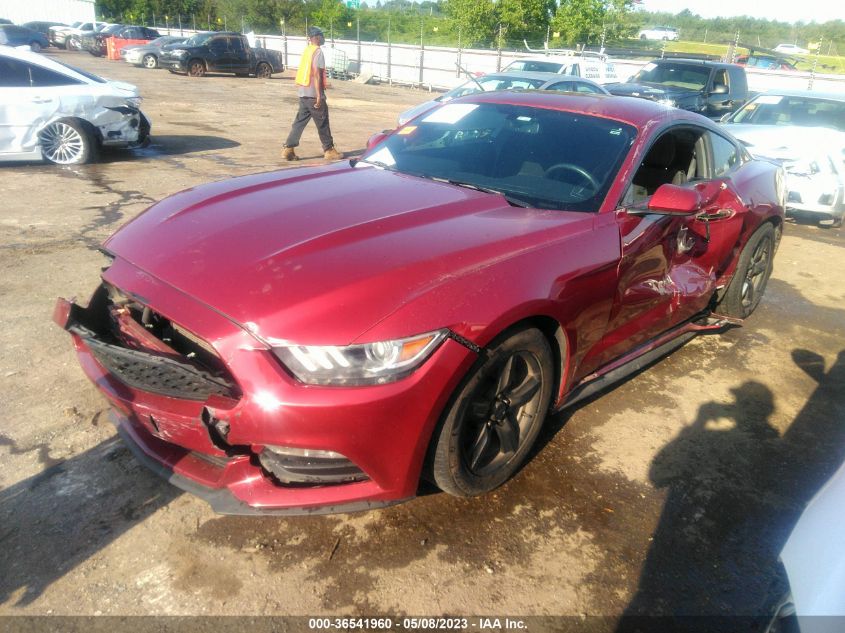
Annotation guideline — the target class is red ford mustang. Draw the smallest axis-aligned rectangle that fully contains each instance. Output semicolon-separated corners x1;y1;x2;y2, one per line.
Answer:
56;92;785;515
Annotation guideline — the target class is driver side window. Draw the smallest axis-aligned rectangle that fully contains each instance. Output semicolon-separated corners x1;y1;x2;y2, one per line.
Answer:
623;127;705;206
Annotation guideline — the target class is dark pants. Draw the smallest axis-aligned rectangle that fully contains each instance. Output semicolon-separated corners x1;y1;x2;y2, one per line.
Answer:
284;97;334;151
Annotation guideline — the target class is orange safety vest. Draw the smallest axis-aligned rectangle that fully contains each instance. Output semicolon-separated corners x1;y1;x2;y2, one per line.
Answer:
295;44;319;87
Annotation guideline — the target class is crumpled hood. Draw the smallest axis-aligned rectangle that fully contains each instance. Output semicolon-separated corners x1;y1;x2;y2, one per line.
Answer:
104;165;591;344
606;82;700;101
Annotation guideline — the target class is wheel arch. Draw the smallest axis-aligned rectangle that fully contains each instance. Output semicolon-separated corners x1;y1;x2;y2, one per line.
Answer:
480;314;571;411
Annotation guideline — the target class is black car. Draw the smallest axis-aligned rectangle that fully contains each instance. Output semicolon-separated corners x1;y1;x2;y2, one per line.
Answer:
159;31;283;78
84;25;160;57
0;24;50;52
607;59;749;119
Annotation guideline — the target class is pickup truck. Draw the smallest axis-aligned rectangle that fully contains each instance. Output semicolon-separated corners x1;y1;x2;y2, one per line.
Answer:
606;59;748;119
159;31;283;78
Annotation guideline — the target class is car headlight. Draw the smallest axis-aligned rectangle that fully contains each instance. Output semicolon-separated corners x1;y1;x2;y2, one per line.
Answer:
273;329;448;386
125;96;142;108
169;48;188;57
657;98;675;107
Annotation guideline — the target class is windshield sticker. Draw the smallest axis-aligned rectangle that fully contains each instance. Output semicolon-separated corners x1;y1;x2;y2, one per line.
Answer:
422;104;480;124
363;147;396;167
756;95;784;105
397;125;417;135
610;128;622;135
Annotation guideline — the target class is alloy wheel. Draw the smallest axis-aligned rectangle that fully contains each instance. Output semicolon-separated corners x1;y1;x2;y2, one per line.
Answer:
460;351;544;477
741;235;772;311
39;121;86;164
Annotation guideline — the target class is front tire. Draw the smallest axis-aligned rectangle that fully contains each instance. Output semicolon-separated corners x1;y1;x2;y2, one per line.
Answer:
39;119;96;165
187;59;206;77
428;327;554;497
142;54;157;69
30;41;41;53
717;223;776;318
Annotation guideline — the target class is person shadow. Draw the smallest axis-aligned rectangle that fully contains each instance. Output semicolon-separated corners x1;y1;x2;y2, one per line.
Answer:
618;349;845;631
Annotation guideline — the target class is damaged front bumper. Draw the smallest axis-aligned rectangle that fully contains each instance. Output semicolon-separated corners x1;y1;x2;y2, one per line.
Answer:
54;258;475;515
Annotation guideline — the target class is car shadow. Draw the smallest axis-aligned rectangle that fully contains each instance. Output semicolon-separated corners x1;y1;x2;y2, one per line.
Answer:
106;134;241;161
0;436;180;607
615;349;845;626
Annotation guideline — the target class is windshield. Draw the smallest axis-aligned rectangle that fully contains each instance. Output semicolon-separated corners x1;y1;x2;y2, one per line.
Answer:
442;76;547;101
183;32;213;47
505;60;565;73
631;62;710;90
361;102;635;212
730;94;845;131
53;59;107;83
151;36;183;46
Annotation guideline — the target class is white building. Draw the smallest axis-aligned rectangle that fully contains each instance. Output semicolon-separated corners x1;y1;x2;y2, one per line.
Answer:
0;0;95;24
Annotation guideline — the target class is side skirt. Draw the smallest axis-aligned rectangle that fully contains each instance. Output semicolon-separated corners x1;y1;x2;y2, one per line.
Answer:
555;314;737;413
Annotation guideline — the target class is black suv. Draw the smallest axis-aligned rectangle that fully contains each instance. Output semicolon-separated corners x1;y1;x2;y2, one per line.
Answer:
607;59;749;119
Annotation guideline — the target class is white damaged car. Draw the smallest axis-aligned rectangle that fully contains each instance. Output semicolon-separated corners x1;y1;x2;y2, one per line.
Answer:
0;45;151;165
722;91;845;228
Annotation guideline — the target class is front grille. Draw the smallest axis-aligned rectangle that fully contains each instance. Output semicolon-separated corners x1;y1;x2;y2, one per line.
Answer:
75;325;237;400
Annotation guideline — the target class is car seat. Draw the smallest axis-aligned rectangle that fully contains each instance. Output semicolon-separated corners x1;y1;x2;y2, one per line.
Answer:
632;135;688;195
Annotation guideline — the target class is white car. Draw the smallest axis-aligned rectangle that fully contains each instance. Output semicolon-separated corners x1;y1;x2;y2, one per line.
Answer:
722;91;845;227
502;52;619;84
0;45;151;164
49;21;106;49
637;26;679;41
774;43;809;55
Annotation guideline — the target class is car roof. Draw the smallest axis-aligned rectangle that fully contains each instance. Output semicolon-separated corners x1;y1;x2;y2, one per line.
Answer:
650;58;734;67
455;89;710;129
484;70;593;81
756;89;845;102
0;44;94;82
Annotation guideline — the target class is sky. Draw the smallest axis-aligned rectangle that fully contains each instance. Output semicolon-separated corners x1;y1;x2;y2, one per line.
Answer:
637;0;843;25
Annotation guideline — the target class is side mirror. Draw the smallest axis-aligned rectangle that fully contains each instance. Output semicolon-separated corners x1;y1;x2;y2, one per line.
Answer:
366;130;390;150
644;184;703;215
710;84;728;95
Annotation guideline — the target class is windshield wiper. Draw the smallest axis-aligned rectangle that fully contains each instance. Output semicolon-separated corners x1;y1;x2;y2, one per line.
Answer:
429;177;533;208
351;158;395;170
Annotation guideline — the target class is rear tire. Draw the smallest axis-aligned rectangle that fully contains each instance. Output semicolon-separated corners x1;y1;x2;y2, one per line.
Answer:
717;223;775;318
255;62;272;78
428;327;554;497
30;41;41;53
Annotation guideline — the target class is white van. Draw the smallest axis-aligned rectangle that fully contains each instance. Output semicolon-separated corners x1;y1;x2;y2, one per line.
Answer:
502;52;619;84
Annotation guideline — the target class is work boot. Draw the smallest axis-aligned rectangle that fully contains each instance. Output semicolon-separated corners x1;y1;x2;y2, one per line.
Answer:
281;146;298;161
324;147;343;161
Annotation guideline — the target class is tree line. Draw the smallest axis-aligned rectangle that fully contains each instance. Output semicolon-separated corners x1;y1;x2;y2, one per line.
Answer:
97;0;844;54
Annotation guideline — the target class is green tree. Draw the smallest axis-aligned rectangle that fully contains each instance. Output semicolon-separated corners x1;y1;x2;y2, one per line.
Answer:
443;0;496;46
497;0;555;45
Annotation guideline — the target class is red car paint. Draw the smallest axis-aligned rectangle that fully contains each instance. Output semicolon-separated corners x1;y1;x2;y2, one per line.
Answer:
56;93;785;514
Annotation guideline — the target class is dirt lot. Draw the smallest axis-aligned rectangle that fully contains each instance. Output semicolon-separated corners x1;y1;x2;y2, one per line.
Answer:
1;49;844;624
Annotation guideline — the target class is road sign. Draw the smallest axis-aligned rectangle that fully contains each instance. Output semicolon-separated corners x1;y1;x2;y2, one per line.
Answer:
346;0;360;8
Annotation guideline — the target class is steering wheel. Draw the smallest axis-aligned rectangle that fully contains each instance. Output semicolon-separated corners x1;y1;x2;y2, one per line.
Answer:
544;163;600;192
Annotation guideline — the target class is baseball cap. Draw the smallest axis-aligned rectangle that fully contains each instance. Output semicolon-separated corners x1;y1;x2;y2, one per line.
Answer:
307;26;324;37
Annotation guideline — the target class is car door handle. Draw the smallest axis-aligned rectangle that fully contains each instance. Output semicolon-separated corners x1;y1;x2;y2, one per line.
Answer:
30;97;53;104
697;208;734;222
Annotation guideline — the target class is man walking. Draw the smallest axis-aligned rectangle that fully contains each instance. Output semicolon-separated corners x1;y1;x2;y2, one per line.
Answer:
282;26;342;161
